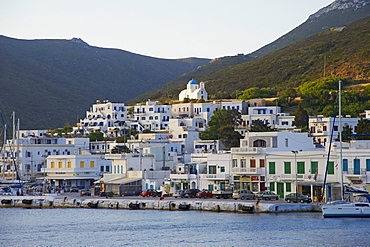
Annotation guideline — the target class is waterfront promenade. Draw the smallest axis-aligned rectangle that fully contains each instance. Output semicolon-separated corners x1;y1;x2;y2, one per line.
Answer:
0;193;321;213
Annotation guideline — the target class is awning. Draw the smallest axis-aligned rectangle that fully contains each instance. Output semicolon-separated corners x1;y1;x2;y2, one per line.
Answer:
41;176;100;180
104;177;141;185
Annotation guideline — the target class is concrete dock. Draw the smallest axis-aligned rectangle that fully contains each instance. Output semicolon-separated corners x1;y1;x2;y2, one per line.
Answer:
0;196;322;213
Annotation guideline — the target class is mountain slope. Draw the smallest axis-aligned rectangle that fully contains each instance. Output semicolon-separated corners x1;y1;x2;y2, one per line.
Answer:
0;36;210;129
250;0;370;58
134;0;370;103
198;16;370;95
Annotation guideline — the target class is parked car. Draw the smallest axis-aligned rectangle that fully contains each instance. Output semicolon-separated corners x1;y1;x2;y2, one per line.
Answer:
285;193;312;203
140;189;162;197
173;190;184;198
232;190;255;200
70;186;79;192
255;191;279;200
196;190;213;198
181;189;200;198
80;189;91;196
99;191;113;197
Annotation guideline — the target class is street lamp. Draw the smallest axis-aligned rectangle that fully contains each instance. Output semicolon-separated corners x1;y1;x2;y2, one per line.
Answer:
291;150;301;203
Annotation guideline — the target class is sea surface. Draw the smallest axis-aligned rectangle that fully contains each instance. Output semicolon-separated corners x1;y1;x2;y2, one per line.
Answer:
1;208;370;247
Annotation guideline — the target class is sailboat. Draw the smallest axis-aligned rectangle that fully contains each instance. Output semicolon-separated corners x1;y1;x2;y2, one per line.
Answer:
321;81;370;218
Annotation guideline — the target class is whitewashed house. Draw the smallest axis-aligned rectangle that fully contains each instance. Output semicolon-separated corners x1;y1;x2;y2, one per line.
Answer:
72;100;128;137
131;100;172;131
178;79;208;101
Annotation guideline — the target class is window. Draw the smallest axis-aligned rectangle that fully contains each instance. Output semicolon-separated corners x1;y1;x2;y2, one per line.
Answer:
333;126;338;131
58;162;63;168
68;161;72;168
100;166;104;172
297;162;305;174
328;161;334;175
323;126;327;131
311;161;318;174
90;161;94;168
51;162;55;168
250;159;256;168
232;159;237;168
220;167;225;172
343;159;348;171
286;182;291;192
310;126;315;133
106;166;110;172
209;166;216;174
284;162;291;174
269;162;275;174
270;182;275;191
366;159;370;171
241;159;246;168
80;161;85;168
354;159;360;174
285;138;288;147
260;159;265;168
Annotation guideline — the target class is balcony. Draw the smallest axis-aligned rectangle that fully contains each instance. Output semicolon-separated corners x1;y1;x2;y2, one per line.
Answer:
232;167;263;174
231;147;263;154
344;168;366;179
279;174;324;182
170;174;197;180
199;174;229;180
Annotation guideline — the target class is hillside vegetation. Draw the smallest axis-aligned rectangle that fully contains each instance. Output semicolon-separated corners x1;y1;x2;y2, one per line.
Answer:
199;16;370;94
134;1;370;103
0;36;210;129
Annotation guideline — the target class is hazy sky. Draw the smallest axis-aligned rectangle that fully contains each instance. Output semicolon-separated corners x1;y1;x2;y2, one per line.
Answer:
0;0;334;59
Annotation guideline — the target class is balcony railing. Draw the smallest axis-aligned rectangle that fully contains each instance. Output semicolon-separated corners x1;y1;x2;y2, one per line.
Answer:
199;174;229;180
230;147;263;154
232;167;263;174
170;174;197;180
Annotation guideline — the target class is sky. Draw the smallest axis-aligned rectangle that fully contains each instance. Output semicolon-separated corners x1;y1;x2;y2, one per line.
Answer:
0;0;334;59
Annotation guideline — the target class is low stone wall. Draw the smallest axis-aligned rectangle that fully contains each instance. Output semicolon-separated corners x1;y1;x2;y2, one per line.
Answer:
0;196;321;213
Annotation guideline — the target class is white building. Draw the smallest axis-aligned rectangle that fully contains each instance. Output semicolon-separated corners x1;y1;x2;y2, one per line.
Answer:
44;152;111;189
220;100;249;114
309;116;362;146
72;100;128;137
1;130;90;181
178;79;208;101
131;100;172;131
172;102;219;124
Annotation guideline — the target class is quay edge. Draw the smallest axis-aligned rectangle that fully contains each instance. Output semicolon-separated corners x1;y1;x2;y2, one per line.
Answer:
0;196;322;213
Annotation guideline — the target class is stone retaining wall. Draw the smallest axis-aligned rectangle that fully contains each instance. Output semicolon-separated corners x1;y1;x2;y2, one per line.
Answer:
0;196;321;213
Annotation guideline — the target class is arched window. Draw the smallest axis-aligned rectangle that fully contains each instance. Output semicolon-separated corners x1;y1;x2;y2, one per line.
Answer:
253;139;266;147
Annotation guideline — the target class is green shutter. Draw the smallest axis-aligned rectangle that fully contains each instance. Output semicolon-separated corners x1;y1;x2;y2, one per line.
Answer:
284;162;291;174
297;162;305;174
286;182;291;192
270;182;275;191
269;162;275;174
311;161;318;174
328;161;335;175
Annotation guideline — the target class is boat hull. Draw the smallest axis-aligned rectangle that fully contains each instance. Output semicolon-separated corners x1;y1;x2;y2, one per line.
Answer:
322;203;370;218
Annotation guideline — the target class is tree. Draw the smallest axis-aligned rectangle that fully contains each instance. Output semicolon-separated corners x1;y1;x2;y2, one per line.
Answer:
293;105;309;130
200;109;242;149
237;87;272;100
87;131;104;141
111;145;131;154
250;119;273;132
355;119;370;140
339;124;353;142
277;88;297;106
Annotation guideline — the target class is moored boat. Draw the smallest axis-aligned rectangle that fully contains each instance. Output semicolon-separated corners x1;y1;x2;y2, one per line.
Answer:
322;194;370;218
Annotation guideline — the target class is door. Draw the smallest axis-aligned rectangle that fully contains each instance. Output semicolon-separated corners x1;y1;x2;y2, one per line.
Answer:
354;159;360;174
277;182;284;198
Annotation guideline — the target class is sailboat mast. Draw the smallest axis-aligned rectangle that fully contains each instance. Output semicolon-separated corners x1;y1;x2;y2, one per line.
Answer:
339;80;344;200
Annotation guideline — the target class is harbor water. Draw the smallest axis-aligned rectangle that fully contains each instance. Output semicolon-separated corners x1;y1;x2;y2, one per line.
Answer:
1;208;370;246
